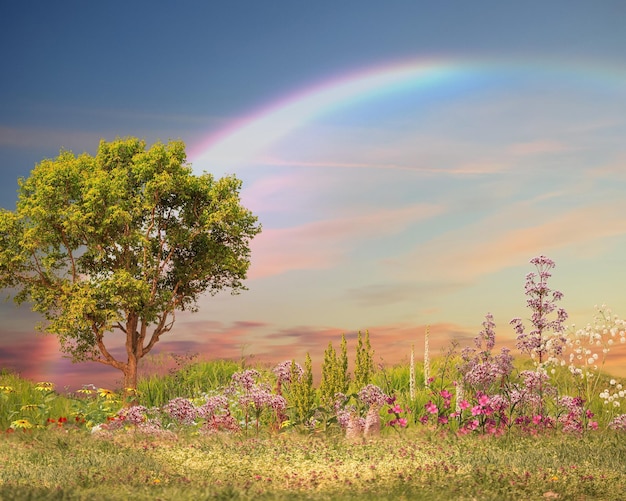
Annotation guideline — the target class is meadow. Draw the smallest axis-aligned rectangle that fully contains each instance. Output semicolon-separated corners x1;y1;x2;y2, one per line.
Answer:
1;256;626;500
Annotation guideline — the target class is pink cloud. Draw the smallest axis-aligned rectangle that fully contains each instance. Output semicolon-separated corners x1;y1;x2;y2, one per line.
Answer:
249;202;444;278
394;199;626;283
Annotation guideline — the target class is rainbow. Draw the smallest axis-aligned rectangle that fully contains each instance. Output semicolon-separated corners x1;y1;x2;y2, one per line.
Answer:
189;57;626;174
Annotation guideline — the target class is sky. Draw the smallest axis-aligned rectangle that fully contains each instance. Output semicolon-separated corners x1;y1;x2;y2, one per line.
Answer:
1;1;626;389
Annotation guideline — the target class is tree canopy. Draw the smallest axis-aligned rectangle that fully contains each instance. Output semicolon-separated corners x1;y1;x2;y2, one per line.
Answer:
0;138;261;389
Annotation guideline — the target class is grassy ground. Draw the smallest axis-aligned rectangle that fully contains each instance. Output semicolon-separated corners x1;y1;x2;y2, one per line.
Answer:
1;428;624;500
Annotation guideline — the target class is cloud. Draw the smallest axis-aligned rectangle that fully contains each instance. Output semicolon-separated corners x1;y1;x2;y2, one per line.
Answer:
257;156;507;176
0;126;104;151
508;140;568;156
248;202;445;279
390;199;626;284
345;281;466;308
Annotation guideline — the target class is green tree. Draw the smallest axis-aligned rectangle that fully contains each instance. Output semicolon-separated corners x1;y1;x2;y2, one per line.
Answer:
0;138;261;390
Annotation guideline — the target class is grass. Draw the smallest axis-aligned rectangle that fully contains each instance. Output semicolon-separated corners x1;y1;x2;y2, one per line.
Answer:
2;350;626;500
0;428;624;500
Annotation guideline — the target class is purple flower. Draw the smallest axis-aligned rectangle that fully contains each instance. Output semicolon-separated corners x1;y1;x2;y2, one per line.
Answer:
118;405;148;425
197;395;229;419
230;369;261;391
162;397;197;425
357;384;389;407
273;360;303;385
512;256;568;364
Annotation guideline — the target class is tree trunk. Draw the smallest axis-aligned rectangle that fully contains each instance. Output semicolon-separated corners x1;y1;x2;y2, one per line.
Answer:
123;357;138;390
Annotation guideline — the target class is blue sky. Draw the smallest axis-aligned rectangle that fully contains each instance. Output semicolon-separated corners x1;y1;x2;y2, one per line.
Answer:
1;1;626;388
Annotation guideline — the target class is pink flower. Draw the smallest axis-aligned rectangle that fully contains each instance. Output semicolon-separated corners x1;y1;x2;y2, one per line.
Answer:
471;405;482;416
588;421;598;430
425;401;438;414
532;415;542;425
478;394;490;406
397;418;408;427
440;390;452;399
389;404;403;414
459;400;470;410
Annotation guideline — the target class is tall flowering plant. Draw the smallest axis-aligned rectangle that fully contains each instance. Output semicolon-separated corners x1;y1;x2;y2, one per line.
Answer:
510;255;568;366
458;313;514;393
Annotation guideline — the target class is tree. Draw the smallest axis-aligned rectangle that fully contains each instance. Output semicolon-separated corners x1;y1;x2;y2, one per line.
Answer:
0;138;261;390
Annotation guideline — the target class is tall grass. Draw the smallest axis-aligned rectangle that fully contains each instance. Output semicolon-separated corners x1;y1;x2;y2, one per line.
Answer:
0;370;73;430
137;358;242;406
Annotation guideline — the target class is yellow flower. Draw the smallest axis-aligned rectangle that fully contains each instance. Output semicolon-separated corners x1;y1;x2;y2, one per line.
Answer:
35;381;55;391
20;404;41;412
11;419;33;429
0;385;14;393
98;388;116;399
76;388;95;395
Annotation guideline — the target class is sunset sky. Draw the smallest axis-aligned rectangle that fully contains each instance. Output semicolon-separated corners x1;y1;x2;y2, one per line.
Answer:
1;1;626;389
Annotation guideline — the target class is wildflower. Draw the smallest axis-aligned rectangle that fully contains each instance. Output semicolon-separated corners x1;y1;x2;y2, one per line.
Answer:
35;381;54;392
389;404;403;414
20;404;41;412
162;397;197;425
511;256;568;365
230;369;261;392
273;360;303;385
424;326;430;387
98;388;116;399
409;344;416;400
118;405;148;425
0;385;14;393
425;401;438;414
608;414;626;430
197;395;229;419
358;384;389;407
11;419;33;429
